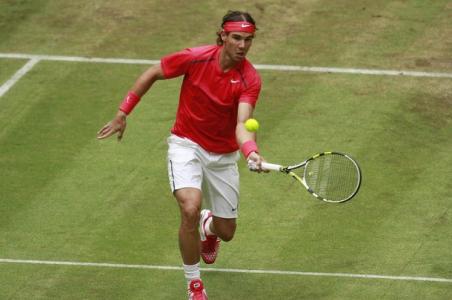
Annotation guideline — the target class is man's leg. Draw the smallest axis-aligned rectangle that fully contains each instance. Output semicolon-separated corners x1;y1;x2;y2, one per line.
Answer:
174;187;203;264
167;135;208;299
174;188;209;299
200;211;237;264
198;150;240;264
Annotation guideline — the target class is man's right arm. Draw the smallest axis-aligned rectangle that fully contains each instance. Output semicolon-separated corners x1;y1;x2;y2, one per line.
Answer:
96;64;165;140
130;63;165;97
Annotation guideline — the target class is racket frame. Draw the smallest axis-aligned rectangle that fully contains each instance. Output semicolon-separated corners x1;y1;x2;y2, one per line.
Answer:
261;151;361;203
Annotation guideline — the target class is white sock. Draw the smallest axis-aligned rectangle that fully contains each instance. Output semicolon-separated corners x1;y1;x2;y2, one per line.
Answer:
204;216;214;236
183;262;200;286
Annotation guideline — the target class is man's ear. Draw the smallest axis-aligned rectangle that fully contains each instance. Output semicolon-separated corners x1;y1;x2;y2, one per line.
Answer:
220;31;228;43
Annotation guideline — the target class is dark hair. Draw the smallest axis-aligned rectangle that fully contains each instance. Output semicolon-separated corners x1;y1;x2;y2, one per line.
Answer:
216;10;257;45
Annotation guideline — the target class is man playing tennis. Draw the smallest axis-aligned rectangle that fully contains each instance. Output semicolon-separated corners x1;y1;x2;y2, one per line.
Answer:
97;10;264;299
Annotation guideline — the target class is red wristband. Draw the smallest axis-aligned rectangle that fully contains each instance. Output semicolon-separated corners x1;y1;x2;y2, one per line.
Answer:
241;140;259;158
119;91;141;115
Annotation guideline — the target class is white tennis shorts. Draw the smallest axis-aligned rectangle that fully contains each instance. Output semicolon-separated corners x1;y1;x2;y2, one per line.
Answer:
167;134;240;219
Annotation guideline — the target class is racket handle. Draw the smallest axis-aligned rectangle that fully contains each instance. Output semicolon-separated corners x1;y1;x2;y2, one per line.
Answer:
261;162;283;171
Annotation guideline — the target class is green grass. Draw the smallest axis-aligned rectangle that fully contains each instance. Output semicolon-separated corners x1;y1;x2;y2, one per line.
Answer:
0;59;27;83
1;1;451;299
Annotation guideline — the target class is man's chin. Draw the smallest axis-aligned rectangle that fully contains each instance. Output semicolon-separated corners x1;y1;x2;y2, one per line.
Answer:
234;54;246;61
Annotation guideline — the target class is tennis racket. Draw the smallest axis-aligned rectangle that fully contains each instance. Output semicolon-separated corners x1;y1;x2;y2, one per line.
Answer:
250;152;362;203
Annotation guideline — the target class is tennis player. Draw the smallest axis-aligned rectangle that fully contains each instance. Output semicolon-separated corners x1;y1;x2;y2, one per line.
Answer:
97;10;264;299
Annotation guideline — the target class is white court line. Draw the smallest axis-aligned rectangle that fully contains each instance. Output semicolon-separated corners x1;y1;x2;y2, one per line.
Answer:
1;258;451;284
0;58;40;97
254;64;452;78
0;53;159;65
1;52;452;78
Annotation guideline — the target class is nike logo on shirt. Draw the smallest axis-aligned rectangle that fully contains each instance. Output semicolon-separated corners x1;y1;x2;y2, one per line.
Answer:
230;80;240;83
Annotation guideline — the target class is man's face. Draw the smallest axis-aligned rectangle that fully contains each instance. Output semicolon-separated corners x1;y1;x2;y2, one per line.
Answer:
221;31;255;62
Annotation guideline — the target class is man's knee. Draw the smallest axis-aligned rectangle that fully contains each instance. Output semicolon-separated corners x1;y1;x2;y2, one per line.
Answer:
180;205;200;228
219;230;235;242
175;188;202;230
213;217;236;242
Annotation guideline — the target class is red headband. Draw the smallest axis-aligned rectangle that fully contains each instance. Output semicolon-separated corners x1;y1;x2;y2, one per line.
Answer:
223;21;256;33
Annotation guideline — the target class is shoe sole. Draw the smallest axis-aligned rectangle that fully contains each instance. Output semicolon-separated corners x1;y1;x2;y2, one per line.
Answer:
199;209;211;242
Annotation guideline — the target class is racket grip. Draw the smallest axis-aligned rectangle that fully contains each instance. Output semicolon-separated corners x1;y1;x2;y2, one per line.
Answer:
261;162;283;171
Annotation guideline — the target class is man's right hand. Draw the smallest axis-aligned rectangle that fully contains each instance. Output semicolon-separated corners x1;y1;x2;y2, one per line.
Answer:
96;111;127;141
247;151;269;173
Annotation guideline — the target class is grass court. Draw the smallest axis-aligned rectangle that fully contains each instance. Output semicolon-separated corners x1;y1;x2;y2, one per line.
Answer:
0;1;451;299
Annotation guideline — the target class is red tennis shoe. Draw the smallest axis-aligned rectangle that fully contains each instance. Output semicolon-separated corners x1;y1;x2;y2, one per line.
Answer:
199;209;220;264
188;279;208;300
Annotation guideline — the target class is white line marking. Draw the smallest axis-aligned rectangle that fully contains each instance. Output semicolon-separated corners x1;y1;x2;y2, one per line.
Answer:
1;53;451;79
0;53;158;65
253;64;452;78
1;258;451;284
0;58;40;97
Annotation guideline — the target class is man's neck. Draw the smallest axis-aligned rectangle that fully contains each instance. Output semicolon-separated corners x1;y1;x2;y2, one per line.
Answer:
219;48;238;72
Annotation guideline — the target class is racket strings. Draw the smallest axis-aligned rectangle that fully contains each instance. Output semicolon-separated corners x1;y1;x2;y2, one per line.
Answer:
303;154;360;202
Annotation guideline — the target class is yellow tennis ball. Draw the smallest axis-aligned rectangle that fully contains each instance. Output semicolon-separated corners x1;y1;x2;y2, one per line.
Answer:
245;118;259;132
